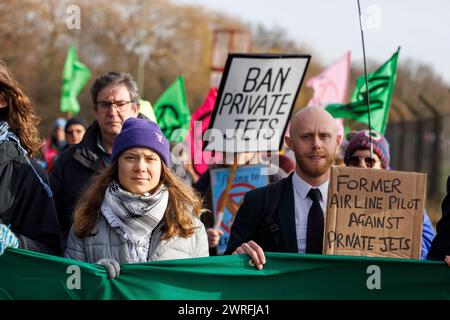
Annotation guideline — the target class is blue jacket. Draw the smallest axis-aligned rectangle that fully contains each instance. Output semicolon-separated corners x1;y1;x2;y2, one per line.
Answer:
421;209;435;259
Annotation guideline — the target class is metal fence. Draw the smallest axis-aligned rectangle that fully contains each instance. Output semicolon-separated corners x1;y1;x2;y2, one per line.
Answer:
385;113;450;220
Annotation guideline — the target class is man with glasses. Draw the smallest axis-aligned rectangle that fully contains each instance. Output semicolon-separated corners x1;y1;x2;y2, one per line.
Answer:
50;72;144;251
344;129;435;259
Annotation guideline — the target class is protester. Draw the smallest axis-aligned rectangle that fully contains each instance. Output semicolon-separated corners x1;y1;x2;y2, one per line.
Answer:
194;152;287;255
51;118;68;151
65;118;208;279
224;107;341;269
50;71;145;250
343;129;435;260
42;118;68;171
427;176;450;266
64;117;87;146
0;60;60;256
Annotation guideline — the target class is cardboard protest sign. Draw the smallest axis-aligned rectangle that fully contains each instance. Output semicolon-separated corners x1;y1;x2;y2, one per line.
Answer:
324;166;426;259
204;53;310;153
210;165;269;254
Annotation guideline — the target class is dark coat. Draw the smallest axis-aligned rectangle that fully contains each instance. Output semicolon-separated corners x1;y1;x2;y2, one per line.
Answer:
225;173;298;255
49;121;108;245
427;176;450;261
0;140;60;255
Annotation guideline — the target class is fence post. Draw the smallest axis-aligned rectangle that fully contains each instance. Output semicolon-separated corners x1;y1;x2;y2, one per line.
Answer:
419;94;442;200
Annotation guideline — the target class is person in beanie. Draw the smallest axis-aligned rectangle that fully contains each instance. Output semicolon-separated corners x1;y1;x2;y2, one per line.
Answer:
65;118;208;279
50;72;145;252
344;129;435;259
344;130;390;169
51;118;68;151
64;117;87;146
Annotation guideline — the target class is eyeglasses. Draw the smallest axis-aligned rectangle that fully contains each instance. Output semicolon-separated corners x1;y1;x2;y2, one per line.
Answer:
95;100;133;112
347;156;379;168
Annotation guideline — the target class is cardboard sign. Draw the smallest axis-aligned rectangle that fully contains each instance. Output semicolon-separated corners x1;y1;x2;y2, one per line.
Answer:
210;165;269;254
324;166;426;259
204;53;310;153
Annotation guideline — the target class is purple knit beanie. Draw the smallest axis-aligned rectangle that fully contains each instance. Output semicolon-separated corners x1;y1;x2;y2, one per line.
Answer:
112;118;171;166
344;130;390;169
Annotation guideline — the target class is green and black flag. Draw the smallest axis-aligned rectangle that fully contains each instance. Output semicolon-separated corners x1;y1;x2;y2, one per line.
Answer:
326;48;400;134
154;76;190;142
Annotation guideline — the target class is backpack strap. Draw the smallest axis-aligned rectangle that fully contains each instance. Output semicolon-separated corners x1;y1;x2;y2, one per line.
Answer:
263;179;285;246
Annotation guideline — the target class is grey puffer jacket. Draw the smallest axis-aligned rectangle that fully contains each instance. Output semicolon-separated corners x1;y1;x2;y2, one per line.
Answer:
64;214;209;263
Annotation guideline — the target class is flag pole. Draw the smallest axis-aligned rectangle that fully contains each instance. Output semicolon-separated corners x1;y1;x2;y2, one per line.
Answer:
357;0;374;159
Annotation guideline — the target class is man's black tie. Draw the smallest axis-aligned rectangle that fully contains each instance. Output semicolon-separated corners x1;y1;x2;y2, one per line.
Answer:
306;188;324;254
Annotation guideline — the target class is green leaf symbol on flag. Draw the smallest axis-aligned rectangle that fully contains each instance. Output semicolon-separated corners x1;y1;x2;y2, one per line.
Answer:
326;48;399;134
60;46;91;115
154;76;191;142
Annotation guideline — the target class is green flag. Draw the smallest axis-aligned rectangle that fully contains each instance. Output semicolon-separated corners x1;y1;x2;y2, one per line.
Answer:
326;48;400;134
153;76;190;142
60;46;91;115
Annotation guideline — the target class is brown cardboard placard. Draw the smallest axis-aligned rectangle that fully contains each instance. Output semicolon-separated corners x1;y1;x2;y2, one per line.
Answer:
324;166;426;259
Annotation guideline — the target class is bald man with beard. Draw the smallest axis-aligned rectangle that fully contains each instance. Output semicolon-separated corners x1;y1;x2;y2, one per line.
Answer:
224;107;341;269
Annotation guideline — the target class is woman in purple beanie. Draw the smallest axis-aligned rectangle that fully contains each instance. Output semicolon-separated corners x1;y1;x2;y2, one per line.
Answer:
65;118;208;279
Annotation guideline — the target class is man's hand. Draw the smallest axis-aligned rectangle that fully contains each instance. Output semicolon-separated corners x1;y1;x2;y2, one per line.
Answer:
445;256;450;267
206;228;224;248
232;240;266;270
0;224;19;256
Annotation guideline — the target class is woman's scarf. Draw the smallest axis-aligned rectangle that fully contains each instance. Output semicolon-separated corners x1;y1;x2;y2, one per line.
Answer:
100;181;169;263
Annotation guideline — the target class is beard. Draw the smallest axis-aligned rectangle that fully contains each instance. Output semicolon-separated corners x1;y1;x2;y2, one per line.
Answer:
294;150;334;178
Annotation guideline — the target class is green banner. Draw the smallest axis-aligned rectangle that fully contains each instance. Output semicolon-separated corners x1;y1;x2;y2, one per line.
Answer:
0;248;448;300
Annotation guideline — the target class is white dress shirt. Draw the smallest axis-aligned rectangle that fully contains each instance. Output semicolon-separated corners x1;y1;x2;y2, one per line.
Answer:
292;172;329;253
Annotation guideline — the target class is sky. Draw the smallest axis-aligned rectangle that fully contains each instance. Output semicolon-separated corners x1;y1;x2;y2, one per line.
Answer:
174;0;450;85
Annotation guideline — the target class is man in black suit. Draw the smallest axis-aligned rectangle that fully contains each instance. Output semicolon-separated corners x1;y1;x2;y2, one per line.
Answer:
225;107;342;269
427;176;450;266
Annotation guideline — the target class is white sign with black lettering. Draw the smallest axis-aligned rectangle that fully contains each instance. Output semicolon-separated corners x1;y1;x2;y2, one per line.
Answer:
204;54;310;153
